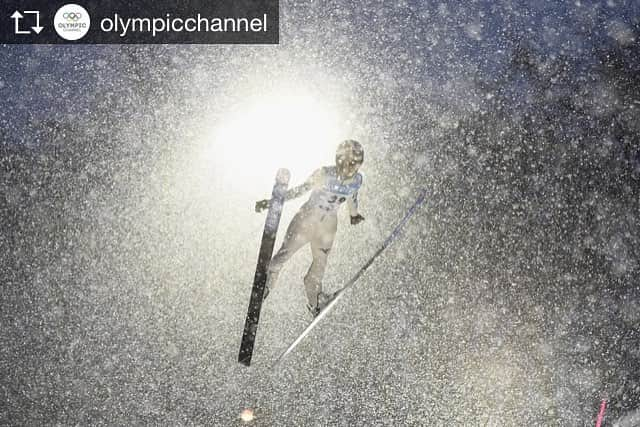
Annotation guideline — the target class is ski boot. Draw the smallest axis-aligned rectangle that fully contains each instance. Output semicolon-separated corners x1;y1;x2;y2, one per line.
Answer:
306;303;321;318
306;292;332;318
262;271;277;301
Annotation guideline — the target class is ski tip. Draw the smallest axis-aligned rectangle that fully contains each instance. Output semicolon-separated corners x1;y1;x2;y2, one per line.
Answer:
238;356;252;367
276;168;291;185
272;291;346;368
272;348;293;369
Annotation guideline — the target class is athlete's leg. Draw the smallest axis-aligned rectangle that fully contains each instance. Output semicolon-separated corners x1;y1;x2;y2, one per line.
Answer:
266;211;313;293
304;214;338;308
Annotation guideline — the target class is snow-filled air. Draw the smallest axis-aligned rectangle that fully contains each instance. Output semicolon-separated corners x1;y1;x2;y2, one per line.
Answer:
1;1;639;425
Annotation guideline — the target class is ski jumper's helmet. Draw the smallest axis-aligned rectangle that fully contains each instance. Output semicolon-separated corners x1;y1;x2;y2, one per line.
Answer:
336;140;364;179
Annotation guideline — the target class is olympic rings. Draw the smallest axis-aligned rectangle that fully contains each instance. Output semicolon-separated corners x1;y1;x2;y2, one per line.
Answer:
63;12;82;21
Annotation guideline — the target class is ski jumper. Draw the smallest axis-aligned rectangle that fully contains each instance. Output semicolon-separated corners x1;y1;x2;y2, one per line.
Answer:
267;166;363;308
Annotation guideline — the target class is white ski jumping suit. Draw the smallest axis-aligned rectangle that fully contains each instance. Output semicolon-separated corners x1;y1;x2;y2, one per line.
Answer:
267;166;363;308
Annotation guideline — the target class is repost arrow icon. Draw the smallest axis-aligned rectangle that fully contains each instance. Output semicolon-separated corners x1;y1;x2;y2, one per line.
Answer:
11;11;31;34
24;11;43;34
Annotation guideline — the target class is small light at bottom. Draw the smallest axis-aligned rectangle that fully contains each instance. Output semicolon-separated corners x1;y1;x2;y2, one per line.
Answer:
240;408;255;422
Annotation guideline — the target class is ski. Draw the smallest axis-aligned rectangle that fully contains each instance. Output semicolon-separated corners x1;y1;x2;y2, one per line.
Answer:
238;168;290;366
273;189;428;367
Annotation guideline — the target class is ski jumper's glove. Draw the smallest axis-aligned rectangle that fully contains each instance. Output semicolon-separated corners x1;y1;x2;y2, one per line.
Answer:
350;214;365;225
255;199;270;213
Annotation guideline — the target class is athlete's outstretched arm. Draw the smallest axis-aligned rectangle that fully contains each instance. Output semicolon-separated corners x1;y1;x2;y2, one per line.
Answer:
255;168;323;212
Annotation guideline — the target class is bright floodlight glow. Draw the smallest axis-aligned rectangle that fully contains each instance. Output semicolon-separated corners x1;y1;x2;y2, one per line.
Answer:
205;89;346;194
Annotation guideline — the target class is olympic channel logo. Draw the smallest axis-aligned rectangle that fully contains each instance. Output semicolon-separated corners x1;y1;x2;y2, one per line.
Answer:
63;12;83;21
54;4;90;41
